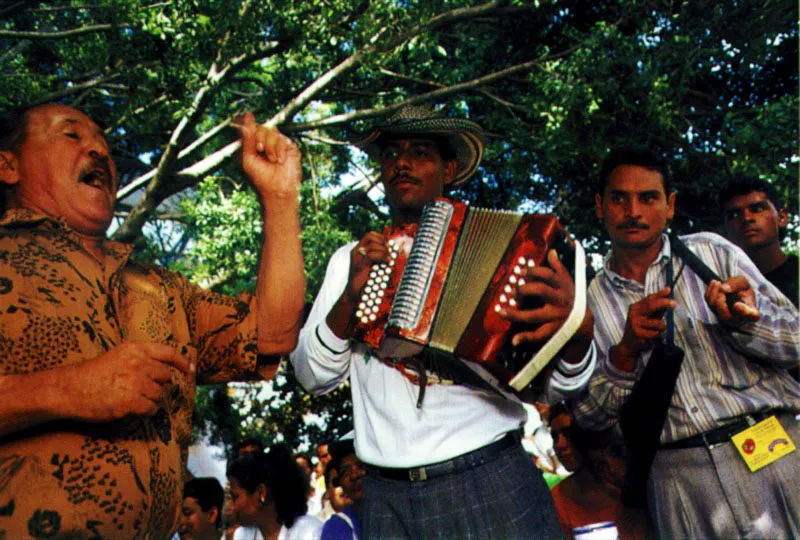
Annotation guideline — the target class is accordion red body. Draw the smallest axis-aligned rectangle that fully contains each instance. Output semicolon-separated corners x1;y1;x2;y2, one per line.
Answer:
352;198;586;393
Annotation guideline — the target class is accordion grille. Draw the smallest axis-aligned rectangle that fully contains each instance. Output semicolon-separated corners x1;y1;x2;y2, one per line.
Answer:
387;200;453;330
430;208;522;353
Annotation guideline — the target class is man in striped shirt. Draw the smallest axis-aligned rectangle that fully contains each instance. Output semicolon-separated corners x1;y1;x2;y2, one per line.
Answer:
572;147;800;538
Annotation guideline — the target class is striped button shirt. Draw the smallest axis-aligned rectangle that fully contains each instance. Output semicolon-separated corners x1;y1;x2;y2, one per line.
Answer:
572;232;800;443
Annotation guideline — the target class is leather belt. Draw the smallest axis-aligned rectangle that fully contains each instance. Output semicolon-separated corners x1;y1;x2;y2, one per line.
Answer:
660;410;786;450
368;432;520;482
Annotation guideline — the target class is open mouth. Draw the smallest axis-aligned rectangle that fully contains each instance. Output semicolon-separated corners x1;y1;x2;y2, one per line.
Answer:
79;164;112;191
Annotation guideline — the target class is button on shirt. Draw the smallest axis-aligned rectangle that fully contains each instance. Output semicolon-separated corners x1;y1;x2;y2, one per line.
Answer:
572;233;800;443
0;209;262;538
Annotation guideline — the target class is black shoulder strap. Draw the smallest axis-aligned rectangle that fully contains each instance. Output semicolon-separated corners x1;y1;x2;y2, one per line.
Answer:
668;233;722;286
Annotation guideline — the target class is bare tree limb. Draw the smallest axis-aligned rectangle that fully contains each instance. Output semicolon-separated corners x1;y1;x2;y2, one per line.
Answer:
113;0;290;241
29;72;121;106
0;24;116;40
172;2;533;184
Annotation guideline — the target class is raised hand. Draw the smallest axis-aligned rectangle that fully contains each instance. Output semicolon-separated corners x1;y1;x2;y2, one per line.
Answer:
236;112;301;200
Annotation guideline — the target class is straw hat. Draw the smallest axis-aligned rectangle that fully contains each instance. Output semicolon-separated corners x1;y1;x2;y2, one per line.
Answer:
351;104;486;185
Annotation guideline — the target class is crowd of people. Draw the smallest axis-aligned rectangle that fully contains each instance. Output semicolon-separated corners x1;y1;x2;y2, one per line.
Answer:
0;99;797;539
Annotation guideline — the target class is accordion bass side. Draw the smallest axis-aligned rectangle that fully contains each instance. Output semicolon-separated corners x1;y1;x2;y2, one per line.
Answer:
352;198;587;393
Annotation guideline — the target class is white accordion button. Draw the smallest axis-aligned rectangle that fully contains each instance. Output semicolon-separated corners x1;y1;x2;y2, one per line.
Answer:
369;314;377;321
518;278;526;286
518;257;526;265
509;298;517;307
494;304;502;313
359;302;366;310
504;284;513;294
499;294;507;303
509;275;517;284
356;310;363;318
513;265;522;275
527;259;536;268
361;317;369;324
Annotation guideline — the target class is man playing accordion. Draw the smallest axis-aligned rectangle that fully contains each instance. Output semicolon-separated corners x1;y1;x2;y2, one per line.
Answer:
290;104;596;539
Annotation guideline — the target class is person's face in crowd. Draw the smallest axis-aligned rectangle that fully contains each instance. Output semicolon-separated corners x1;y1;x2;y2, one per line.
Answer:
326;469;353;513
722;190;787;252
379;137;457;220
595;164;675;251
1;104;118;236
317;444;331;467
337;454;366;503
227;477;264;526
179;496;218;540
549;411;584;473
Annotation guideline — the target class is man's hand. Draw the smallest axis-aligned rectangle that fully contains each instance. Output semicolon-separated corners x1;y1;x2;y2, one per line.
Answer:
326;232;390;340
65;342;193;422
610;287;676;372
501;249;593;361
705;276;760;323
344;232;390;303
236;112;301;201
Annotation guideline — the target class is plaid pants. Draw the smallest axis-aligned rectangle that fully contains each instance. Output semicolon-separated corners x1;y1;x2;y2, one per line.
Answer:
362;442;561;539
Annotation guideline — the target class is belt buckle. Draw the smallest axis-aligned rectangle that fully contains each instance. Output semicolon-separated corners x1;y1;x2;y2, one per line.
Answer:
408;467;428;482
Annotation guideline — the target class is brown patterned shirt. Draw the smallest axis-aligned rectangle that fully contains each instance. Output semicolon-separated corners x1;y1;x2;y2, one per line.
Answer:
0;209;262;538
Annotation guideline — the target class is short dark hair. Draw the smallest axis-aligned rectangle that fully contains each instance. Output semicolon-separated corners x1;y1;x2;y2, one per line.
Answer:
183;477;225;529
374;133;457;161
597;146;670;195
717;175;783;210
226;444;308;528
327;440;356;478
0;107;30;154
236;437;265;455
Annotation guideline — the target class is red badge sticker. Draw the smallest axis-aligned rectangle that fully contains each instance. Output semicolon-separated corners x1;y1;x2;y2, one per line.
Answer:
741;438;756;455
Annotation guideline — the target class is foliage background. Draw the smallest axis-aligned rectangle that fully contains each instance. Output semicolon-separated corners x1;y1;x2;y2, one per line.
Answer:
2;0;796;457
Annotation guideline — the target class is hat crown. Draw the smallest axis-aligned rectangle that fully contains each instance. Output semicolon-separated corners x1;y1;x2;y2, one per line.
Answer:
385;104;440;125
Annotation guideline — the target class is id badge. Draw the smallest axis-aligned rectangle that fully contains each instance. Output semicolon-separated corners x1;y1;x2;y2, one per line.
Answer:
731;416;795;472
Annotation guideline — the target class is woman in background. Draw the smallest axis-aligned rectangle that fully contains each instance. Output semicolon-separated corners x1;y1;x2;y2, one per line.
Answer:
227;444;323;540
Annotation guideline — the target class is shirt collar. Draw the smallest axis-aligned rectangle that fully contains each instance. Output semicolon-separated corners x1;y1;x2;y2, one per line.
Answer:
0;208;134;264
603;233;672;288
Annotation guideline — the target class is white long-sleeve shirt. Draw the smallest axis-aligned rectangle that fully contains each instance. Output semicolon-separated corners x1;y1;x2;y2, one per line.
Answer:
290;241;596;468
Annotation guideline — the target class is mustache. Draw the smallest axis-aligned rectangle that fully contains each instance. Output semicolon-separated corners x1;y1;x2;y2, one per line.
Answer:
80;156;113;179
389;172;421;185
617;219;649;230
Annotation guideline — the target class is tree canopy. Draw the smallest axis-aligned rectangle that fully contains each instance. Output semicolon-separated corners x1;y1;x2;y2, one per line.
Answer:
3;0;797;456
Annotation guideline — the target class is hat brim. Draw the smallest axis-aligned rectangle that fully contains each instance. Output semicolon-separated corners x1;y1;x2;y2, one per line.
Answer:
351;117;485;186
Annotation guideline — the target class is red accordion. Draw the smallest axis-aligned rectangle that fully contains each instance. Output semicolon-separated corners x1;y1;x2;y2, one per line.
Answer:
352;198;587;393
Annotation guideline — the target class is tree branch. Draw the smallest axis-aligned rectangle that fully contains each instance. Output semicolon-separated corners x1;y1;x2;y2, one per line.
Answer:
0;24;116;40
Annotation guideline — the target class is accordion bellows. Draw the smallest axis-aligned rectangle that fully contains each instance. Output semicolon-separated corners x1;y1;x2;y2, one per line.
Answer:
353;198;586;393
